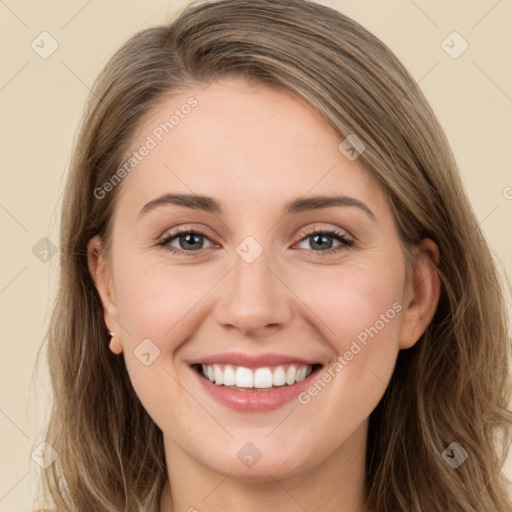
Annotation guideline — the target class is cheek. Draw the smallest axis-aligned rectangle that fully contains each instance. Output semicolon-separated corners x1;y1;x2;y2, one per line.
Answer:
291;255;404;352
110;256;212;426
286;257;404;426
113;254;217;340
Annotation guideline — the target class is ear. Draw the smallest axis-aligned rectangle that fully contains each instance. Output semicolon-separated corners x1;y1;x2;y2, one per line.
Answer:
399;238;440;350
87;235;123;355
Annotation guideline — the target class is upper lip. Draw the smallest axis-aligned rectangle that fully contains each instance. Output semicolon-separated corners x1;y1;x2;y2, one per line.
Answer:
189;352;321;368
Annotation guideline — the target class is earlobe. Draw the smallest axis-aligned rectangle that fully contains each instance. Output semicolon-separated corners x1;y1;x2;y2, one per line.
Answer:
87;235;122;354
399;238;441;350
108;332;123;355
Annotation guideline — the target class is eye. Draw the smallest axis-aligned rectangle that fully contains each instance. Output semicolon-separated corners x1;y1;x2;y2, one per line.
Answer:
157;226;355;256
294;227;355;256
157;227;215;254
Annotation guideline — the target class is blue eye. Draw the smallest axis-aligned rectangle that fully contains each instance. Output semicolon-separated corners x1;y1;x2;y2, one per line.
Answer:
158;229;213;253
296;228;355;254
157;227;355;256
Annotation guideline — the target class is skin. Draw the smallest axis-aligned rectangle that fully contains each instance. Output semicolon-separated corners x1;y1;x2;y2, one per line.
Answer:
88;77;440;511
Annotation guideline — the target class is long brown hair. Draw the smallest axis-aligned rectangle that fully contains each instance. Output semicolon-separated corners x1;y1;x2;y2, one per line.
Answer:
35;0;512;510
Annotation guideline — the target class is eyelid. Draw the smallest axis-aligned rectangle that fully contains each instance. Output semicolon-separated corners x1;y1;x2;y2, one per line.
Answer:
158;225;218;249
292;226;355;255
158;223;353;242
157;223;356;255
158;224;217;243
295;224;353;243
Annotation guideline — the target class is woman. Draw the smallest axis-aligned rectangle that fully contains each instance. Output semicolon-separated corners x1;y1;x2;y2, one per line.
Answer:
37;0;512;510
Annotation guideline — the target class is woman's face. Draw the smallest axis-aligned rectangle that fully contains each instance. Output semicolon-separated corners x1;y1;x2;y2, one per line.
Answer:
89;77;438;483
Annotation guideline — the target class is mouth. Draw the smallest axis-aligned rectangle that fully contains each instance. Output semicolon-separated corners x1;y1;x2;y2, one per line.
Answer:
192;362;323;392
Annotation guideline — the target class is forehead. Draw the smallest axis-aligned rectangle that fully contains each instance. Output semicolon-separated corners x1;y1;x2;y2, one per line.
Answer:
115;77;386;218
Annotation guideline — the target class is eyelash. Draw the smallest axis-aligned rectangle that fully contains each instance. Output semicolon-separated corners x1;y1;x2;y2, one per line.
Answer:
157;226;355;257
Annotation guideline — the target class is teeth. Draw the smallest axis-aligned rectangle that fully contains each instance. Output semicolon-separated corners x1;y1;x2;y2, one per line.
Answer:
254;368;273;388
213;364;223;385
272;366;286;386
223;365;236;386
199;363;314;388
235;367;254;388
285;365;297;385
296;366;307;381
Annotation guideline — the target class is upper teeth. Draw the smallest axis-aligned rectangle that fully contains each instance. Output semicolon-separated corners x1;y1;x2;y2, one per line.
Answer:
201;364;313;388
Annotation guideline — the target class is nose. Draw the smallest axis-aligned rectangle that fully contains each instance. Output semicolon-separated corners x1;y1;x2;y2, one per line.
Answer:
213;246;293;338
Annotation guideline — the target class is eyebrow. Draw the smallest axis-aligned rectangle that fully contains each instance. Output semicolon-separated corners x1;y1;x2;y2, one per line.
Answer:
137;193;376;221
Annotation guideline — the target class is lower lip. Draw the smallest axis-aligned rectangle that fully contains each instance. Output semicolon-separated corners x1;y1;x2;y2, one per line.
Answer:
192;366;320;412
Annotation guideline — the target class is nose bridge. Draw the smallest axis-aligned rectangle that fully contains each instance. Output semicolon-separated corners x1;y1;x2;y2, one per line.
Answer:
213;237;292;335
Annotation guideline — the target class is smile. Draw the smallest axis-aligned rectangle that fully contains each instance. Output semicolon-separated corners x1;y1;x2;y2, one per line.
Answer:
191;360;323;411
195;363;319;390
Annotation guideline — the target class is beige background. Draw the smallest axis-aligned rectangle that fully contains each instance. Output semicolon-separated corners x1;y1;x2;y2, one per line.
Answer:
1;0;511;509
